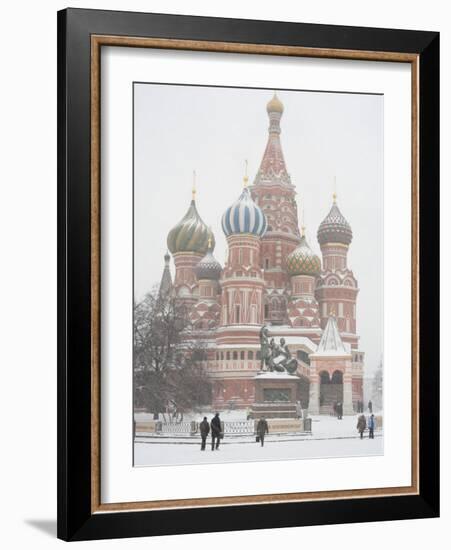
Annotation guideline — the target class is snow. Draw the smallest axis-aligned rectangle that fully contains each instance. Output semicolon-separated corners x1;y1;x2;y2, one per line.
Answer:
254;371;298;379
314;314;351;355
134;414;383;467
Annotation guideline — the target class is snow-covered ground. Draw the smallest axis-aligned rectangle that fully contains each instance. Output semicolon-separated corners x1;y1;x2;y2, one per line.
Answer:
134;414;383;467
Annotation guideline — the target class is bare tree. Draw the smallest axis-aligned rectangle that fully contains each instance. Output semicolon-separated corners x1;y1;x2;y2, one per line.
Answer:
134;289;212;419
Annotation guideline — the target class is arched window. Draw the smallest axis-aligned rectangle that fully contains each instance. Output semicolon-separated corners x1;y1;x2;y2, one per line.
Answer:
240;351;245;360
296;350;311;365
331;371;343;384
248;351;254;360
250;304;257;323
233;351;238;360
226;352;230;361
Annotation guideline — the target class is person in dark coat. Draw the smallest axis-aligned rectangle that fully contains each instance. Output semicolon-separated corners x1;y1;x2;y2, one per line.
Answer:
368;400;373;413
357;414;367;439
256;417;269;447
199;417;210;451
210;412;222;450
368;414;376;439
336;402;343;420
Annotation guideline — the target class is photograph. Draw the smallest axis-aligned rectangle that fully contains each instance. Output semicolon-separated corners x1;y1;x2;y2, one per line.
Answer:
133;84;384;467
53;5;440;542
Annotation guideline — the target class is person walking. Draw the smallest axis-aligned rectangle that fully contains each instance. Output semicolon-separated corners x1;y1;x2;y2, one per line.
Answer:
368;400;373;413
368;414;376;439
199;416;210;451
357;414;367;439
336;401;343;420
256;417;269;447
210;412;222;450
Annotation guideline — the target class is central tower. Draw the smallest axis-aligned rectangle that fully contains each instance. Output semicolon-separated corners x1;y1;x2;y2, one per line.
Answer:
250;93;301;323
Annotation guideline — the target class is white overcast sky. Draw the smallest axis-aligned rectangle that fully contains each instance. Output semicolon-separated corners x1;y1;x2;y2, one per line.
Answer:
134;84;383;373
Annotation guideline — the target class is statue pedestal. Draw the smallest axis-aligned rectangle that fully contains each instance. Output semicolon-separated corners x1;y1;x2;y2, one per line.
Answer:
250;372;300;419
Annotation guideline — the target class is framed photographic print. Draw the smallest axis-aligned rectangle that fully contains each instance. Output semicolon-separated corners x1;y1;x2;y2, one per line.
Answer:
57;8;439;541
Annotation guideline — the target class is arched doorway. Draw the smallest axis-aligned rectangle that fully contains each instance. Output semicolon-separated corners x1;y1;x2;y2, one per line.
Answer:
319;370;344;413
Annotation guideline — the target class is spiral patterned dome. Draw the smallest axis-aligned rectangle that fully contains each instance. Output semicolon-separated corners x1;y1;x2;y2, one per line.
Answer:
195;246;222;280
221;187;267;238
267;93;284;114
317;199;353;245
286;235;321;276
167;199;215;255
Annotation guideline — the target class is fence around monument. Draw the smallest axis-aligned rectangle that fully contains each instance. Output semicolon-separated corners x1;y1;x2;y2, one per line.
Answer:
135;418;312;435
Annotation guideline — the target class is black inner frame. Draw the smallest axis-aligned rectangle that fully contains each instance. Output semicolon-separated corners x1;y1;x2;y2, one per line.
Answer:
57;8;439;542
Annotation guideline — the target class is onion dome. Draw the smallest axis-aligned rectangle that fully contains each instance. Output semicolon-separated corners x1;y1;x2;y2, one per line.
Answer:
221;185;267;238
317;195;353;245
267;93;284;114
286;233;321;276
195;239;222;280
167;190;214;255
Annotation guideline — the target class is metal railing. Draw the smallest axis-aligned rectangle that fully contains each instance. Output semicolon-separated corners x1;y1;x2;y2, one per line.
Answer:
136;418;313;435
159;421;193;434
223;420;255;434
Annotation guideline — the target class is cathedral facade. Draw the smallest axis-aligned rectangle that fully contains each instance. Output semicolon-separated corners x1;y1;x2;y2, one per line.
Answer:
161;93;364;415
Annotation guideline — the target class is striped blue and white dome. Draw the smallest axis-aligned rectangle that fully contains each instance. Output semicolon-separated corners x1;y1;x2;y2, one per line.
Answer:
221;187;268;238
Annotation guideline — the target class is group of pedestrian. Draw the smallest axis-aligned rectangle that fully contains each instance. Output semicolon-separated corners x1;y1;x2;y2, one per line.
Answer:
357;413;376;439
199;414;271;450
356;400;373;413
199;412;223;451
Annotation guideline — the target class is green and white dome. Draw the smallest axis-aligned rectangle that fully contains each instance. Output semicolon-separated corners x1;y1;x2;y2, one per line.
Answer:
167;197;214;255
286;234;321;276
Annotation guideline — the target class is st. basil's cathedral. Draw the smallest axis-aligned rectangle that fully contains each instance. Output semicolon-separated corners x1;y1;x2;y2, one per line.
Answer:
159;93;365;416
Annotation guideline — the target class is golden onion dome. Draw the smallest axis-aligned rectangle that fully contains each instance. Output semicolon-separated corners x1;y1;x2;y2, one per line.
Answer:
167;198;215;255
266;93;284;114
286;234;321;277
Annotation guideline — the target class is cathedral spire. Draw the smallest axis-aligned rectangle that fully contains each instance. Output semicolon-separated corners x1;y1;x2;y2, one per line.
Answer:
243;159;249;187
192;170;197;201
253;92;291;186
158;251;172;296
316;314;348;354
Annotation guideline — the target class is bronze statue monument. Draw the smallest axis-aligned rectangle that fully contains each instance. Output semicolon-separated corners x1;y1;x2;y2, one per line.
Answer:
259;325;298;374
